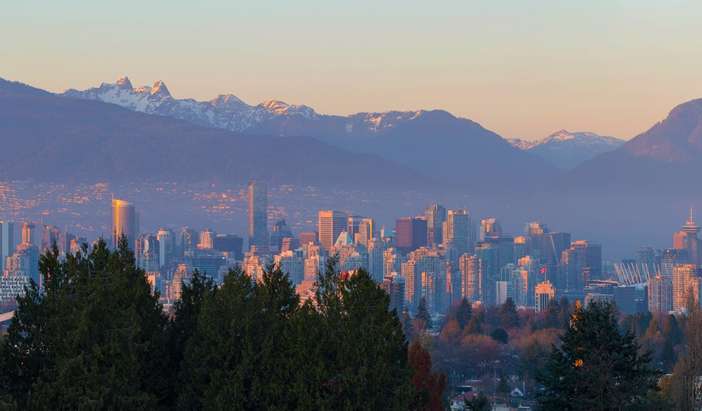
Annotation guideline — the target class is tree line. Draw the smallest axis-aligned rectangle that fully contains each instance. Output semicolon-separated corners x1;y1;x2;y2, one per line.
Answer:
0;239;444;410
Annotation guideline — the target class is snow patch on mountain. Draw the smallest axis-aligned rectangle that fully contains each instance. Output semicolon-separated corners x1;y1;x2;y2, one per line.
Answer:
509;130;624;169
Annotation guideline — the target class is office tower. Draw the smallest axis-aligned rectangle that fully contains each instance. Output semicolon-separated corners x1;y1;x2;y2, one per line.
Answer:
672;263;700;312
41;224;61;253
298;231;318;246
156;228;175;268
318;210;347;251
475;242;499;306
613;284;647;315
395;216;427;254
136;233;159;272
425;204;447;248
0;221;15;272
269;219;292;253
518;255;538;307
367;238;386;282
458;254;480;302
500;263;528;307
673;210;701;265
346;215;363;242
178;227;198;258
247;180;269;253
648;274;673;314
356;218;375;247
480;217;502;241
21;222;36;246
112;199;138;250
661;248;686;280
535;280;556;312
213;234;244;260
198;229;215;250
381;274;405;313
560;240;602;294
443;209;474;256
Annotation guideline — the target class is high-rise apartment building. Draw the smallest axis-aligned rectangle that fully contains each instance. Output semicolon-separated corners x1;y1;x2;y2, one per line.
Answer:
156;228;175;268
648;274;673;314
318;210;347;251
458;253;480;301
672;263;700;312
480;217;503;241
112;199;138;250
247;180;269;253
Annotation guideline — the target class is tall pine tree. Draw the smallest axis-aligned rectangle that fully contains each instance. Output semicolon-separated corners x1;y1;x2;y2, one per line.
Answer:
537;301;660;410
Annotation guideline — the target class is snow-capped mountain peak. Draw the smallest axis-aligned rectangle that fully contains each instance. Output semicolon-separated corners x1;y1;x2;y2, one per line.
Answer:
149;80;171;98
508;130;624;169
115;76;133;90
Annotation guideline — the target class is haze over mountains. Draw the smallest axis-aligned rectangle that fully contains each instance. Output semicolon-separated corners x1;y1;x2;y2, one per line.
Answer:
4;75;702;255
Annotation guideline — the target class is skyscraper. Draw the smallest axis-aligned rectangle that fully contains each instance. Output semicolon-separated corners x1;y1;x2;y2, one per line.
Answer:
247;180;269;253
648;274;673;314
673;209;701;265
458;253;480;301
672;263;700;312
535;280;556;312
112;198;138;250
156;228;175;268
0;221;15;272
395;217;427;254
318;210;347;251
443;209;474;256
425;204;447;248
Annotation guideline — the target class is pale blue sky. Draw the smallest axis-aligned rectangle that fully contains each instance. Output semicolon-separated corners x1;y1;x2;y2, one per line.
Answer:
2;0;702;139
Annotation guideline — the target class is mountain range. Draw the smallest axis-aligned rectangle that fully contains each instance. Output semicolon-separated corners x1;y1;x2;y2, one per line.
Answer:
4;75;702;255
509;130;624;169
0;78;424;188
63;77;556;189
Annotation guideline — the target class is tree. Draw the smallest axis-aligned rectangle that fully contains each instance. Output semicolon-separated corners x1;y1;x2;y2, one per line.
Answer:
464;392;491;411
314;262;414;410
668;306;702;410
455;298;472;329
178;264;300;409
409;340;446;411
0;239;170;409
168;270;217;406
498;298;519;329
490;327;509;344
537;301;660;411
416;297;432;331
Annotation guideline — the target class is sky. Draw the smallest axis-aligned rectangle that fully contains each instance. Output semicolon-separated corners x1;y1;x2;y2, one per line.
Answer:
2;0;702;140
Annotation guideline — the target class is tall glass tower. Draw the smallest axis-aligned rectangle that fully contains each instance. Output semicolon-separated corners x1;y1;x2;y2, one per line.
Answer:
112;199;138;250
247;180;269;253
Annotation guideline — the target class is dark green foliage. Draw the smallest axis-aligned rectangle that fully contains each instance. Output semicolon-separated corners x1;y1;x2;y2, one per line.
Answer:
490;328;509;344
464;392;491;411
416;297;432;331
0;243;432;410
455;298;472;329
0;239;169;409
537;301;660;411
